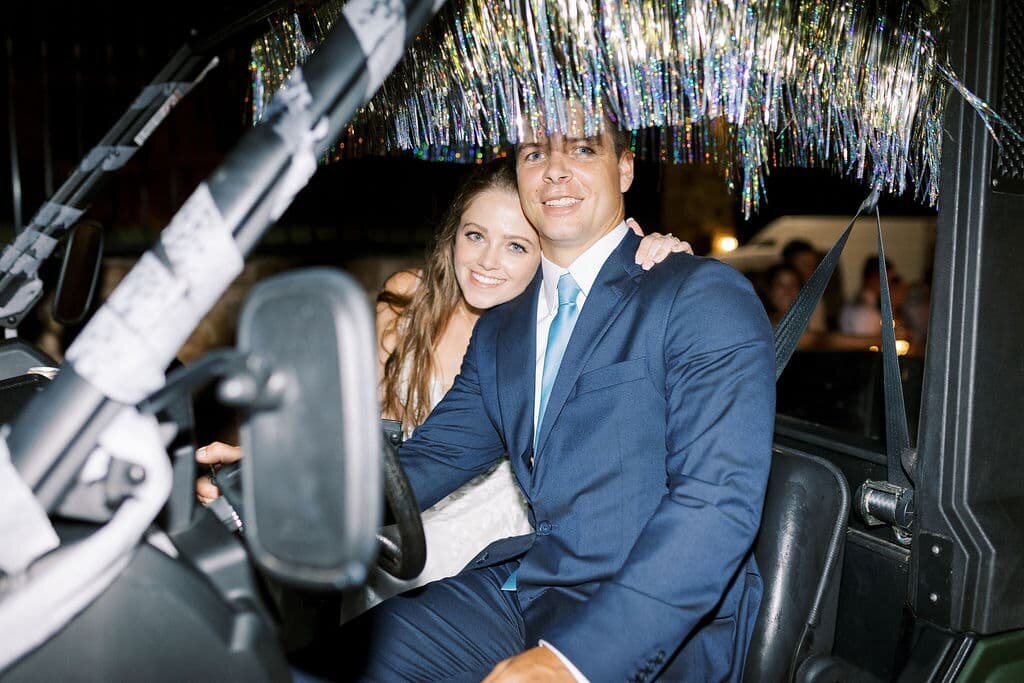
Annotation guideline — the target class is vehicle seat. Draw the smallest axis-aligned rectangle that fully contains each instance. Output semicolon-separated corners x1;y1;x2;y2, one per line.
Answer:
743;448;851;682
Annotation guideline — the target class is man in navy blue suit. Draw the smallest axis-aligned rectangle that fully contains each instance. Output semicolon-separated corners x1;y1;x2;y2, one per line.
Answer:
337;122;775;682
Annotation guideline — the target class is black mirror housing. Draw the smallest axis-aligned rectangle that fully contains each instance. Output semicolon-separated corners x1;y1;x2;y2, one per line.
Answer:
51;220;104;326
237;268;381;591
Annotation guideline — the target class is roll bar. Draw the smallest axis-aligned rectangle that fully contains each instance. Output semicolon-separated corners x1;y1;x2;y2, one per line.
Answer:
8;0;447;511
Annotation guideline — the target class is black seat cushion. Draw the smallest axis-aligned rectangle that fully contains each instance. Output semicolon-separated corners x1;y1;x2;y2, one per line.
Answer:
744;449;850;682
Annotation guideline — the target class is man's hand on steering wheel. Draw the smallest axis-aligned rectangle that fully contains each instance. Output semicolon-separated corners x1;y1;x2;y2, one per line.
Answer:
195;441;243;505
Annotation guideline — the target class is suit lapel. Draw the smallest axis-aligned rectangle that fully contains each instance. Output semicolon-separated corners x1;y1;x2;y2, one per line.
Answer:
496;269;541;472
535;232;644;455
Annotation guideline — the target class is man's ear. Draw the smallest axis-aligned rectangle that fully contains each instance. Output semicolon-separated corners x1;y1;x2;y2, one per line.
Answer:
618;151;635;193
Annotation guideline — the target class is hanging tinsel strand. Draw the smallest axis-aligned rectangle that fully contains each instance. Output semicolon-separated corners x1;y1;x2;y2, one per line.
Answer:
248;0;1016;217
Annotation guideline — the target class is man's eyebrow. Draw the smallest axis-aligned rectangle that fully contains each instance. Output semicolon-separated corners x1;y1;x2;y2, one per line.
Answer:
565;135;604;145
517;134;603;151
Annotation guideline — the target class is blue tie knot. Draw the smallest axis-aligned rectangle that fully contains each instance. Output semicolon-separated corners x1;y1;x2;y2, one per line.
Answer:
557;273;580;307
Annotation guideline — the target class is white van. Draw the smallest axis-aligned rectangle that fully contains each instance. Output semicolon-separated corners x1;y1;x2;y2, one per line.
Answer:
716;215;937;301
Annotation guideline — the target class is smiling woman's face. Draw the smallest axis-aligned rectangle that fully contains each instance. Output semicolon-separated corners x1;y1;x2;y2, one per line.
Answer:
453;187;541;312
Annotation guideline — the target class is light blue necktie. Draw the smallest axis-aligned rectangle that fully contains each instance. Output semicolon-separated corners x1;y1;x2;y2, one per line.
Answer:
535;273;581;450
503;274;581;593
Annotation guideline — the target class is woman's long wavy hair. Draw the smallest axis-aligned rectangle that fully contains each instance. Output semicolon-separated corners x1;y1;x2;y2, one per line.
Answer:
378;158;519;431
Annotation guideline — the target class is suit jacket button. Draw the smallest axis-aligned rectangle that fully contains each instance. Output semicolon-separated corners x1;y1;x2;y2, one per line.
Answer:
537;521;552;535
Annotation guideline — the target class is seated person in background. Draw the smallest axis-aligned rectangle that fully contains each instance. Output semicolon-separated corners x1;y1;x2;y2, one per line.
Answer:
759;263;825;350
196;159;690;613
839;255;899;336
782;239;841;330
762;263;827;337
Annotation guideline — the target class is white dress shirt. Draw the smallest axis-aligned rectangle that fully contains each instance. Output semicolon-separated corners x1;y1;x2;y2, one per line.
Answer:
533;222;630;430
532;221;628;683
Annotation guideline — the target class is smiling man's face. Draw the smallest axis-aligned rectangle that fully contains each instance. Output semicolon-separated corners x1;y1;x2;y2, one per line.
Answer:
515;122;634;266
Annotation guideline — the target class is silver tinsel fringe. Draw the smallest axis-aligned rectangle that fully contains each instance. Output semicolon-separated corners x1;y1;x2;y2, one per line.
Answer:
248;0;1014;216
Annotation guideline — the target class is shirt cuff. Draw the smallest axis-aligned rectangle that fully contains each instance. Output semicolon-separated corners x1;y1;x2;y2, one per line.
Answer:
539;640;590;682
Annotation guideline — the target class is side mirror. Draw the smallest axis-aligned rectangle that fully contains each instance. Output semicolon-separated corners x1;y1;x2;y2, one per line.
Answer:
236;268;381;590
51;221;104;325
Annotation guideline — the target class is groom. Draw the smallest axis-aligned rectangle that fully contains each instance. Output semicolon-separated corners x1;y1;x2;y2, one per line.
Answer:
334;121;775;682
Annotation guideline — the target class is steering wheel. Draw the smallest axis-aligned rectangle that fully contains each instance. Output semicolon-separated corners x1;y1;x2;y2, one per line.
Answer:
205;422;426;581
376;434;427;580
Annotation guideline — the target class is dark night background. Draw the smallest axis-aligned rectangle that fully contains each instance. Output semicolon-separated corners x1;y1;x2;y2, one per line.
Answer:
1;2;937;265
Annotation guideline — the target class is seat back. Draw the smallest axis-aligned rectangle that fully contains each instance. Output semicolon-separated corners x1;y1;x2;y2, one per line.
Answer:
743;449;850;682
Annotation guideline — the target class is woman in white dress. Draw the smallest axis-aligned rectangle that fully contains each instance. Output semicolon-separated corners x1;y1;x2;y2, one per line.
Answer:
196;159;689;613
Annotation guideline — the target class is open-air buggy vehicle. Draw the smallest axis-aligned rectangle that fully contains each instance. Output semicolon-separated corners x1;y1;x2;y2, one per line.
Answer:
0;0;1022;680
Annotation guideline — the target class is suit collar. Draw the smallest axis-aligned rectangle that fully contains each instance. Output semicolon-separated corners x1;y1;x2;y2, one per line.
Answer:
496;268;542;474
539;222;630;309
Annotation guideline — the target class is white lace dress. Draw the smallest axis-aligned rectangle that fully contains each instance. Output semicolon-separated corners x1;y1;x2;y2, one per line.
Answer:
343;373;532;618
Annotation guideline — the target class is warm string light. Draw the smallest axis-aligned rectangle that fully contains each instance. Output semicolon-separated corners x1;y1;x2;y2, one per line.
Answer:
247;0;1016;216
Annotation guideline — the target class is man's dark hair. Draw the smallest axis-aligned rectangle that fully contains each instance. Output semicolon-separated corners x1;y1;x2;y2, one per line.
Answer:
781;239;816;264
603;117;633;156
601;106;633;156
608;124;633;156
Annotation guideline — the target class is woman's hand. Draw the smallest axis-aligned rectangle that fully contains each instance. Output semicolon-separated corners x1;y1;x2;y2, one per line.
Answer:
628;218;693;270
195;441;243;505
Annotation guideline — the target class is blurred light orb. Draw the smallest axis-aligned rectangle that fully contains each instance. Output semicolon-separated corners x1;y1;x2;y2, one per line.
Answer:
716;236;739;253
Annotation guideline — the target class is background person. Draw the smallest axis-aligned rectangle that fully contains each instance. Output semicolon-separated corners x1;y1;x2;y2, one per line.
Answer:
839;255;900;336
760;263;826;349
782;238;842;330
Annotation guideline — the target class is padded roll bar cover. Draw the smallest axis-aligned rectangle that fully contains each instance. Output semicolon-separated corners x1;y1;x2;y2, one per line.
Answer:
238;267;381;590
743;449;850;682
